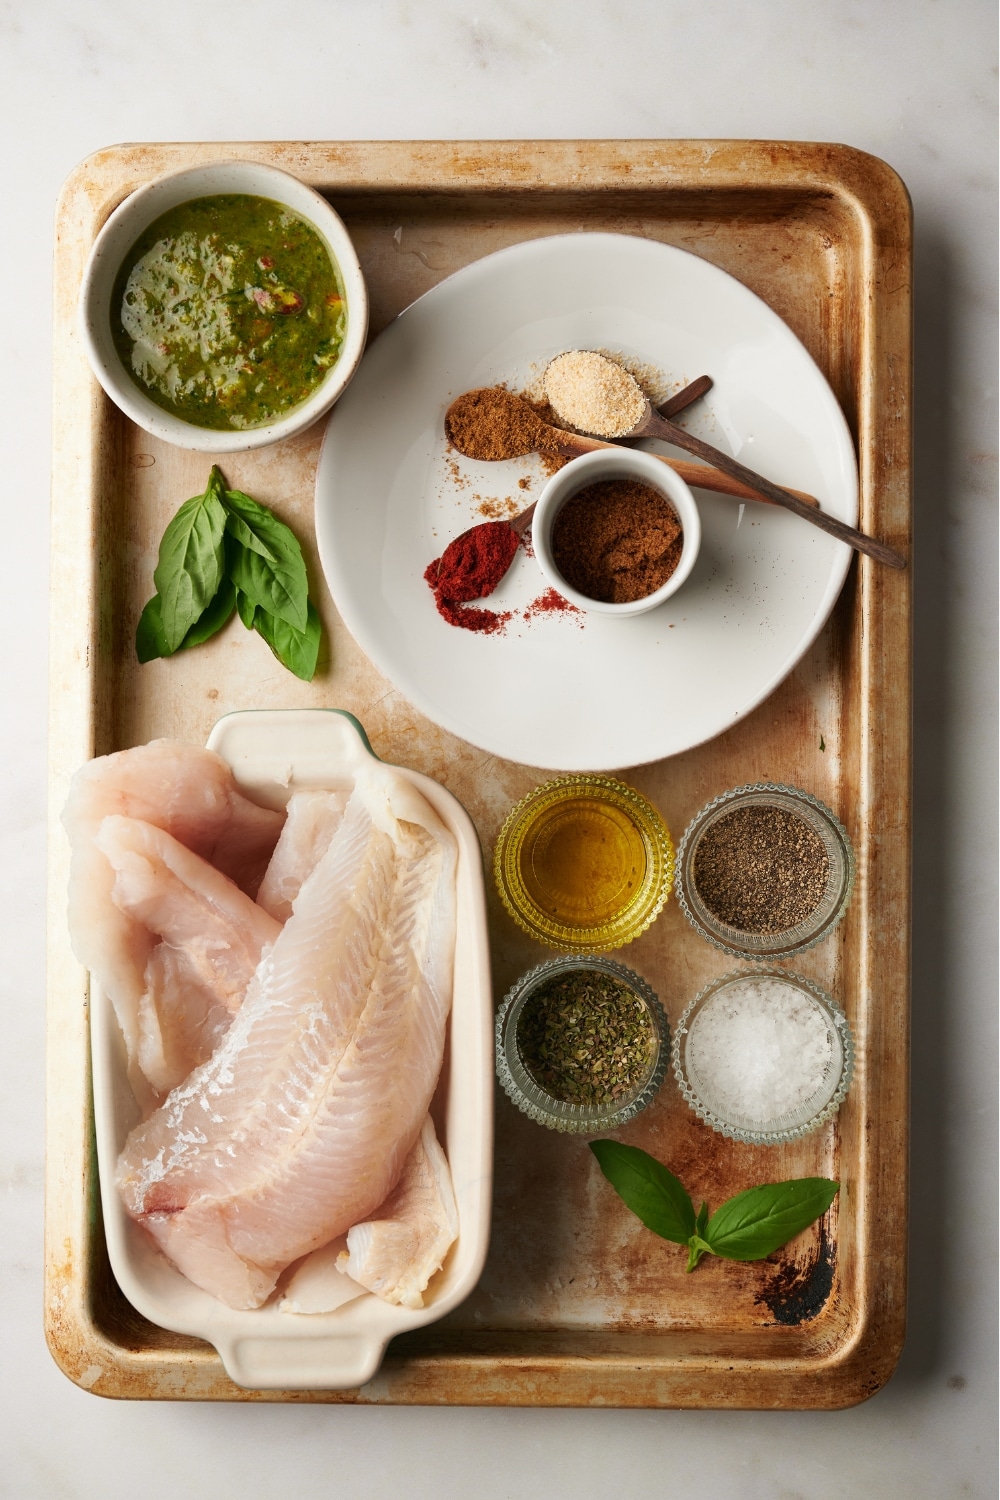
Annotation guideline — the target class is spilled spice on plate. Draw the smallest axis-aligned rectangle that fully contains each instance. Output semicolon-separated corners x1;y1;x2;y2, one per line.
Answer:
516;968;656;1106
476;494;521;519
523;587;581;621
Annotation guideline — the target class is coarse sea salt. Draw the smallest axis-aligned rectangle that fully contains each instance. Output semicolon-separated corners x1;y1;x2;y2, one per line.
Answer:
685;976;834;1124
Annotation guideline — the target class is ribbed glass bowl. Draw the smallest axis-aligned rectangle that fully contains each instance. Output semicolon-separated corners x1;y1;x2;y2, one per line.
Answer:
676;783;855;961
671;969;855;1144
494;775;673;952
496;955;669;1133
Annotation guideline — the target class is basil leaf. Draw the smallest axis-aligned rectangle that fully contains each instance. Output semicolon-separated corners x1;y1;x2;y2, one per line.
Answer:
136;594;169;662
705;1178;839;1262
589;1141;696;1245
221;488;308;631
153;479;227;651
235;587;257;630
251;600;322;682
137;578;237;662
177;575;236;649
223;506;279;563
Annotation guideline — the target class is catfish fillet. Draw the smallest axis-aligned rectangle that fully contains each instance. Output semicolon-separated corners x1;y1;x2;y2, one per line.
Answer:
116;764;457;1310
63;740;283;1103
338;1114;458;1309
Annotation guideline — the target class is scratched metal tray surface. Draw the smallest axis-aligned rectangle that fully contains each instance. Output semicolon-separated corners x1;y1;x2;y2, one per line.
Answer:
46;140;912;1407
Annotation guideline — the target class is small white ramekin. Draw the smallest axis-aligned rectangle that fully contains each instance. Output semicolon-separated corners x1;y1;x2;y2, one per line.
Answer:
531;448;701;615
79;161;368;452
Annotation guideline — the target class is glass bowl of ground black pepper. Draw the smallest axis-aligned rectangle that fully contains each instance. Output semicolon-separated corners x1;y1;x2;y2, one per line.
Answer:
532;448;701;615
677;784;855;960
496;956;669;1133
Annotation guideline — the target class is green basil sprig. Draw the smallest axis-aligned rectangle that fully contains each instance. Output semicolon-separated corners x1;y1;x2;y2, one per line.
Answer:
589;1140;838;1273
136;467;322;681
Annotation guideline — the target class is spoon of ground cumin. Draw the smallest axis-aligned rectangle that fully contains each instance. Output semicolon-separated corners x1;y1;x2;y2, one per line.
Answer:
427;378;710;631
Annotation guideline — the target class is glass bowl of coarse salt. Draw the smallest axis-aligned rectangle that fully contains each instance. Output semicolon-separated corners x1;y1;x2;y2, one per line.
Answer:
671;969;854;1144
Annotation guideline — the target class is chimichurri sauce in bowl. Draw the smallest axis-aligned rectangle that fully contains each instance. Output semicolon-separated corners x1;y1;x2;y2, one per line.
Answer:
111;194;347;431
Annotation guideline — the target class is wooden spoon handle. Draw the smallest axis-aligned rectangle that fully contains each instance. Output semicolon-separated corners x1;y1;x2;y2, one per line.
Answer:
658;456;820;508
658;374;713;417
542;426;822;508
653;414;906;569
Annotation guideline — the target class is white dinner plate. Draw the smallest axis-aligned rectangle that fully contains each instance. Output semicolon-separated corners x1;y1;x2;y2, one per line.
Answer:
315;234;858;772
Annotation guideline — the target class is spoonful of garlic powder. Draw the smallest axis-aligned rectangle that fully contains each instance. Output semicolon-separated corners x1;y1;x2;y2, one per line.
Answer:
543;350;647;438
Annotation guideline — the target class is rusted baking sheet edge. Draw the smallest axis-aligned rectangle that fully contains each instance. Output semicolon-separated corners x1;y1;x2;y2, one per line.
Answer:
46;140;912;1407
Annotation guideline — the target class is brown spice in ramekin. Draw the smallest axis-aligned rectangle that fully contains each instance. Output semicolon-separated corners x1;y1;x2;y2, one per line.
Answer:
551;479;683;604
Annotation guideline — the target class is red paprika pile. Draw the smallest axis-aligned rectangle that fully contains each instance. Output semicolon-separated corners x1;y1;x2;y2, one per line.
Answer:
424;520;520;634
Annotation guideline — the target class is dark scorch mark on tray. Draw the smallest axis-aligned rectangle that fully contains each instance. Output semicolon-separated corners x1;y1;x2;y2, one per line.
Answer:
755;1223;835;1325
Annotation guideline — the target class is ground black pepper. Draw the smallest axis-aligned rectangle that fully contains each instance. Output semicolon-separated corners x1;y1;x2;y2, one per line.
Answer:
515;970;656;1106
692;805;830;934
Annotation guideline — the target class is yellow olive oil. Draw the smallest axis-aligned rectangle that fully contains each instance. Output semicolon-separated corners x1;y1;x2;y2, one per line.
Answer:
494;776;673;951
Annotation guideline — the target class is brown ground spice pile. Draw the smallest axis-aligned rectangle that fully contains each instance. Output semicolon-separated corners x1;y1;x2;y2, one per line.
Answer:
693;806;830;934
445;387;560;461
552;479;683;604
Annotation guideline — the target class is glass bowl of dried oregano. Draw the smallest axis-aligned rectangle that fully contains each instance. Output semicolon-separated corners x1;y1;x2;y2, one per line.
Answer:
495;955;669;1133
676;783;855;961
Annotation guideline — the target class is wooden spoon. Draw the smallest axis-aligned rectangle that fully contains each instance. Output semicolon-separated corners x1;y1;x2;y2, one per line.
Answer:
544;352;905;569
434;376;712;602
445;384;820;509
505;376;716;541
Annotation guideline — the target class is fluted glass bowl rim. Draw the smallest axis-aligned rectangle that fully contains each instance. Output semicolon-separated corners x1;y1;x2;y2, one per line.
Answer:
493;775;674;952
676;782;855;961
496;954;669;1133
671;967;855;1144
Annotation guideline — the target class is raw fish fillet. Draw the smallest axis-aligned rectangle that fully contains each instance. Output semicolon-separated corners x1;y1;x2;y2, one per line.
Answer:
256;789;348;922
337;1114;458;1309
63;741;283;1102
117;763;457;1310
97;816;281;1096
279;1238;367;1315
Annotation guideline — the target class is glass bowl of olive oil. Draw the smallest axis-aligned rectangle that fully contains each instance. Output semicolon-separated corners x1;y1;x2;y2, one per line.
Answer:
496;956;669;1133
493;775;674;951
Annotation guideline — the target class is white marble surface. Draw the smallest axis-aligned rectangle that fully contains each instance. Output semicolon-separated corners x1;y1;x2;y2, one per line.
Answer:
2;2;996;1496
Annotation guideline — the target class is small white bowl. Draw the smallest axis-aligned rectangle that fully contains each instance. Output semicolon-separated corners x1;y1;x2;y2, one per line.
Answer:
79;161;368;452
531;448;701;615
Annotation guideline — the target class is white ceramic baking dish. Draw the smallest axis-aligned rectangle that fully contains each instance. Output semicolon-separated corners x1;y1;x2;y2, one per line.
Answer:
89;708;494;1390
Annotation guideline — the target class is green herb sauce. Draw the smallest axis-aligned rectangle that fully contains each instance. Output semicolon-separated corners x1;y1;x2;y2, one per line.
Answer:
111;194;346;430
